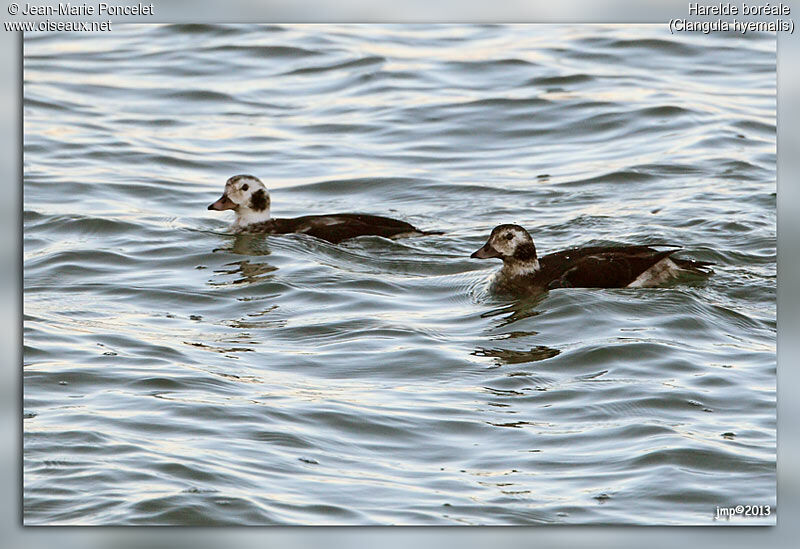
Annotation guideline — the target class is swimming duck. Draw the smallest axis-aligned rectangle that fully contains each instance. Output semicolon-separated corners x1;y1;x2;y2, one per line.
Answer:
471;224;712;295
208;175;441;244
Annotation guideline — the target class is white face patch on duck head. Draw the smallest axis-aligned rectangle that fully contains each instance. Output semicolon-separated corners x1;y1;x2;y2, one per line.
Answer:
471;224;540;273
208;175;272;227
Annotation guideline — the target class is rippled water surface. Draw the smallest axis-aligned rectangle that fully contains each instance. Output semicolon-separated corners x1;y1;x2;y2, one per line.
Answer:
23;24;776;525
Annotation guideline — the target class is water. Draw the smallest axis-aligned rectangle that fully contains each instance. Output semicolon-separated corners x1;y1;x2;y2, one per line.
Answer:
23;24;776;525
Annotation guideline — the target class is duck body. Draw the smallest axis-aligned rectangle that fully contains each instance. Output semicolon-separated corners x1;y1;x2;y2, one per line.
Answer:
471;224;712;296
236;213;432;244
208;175;440;244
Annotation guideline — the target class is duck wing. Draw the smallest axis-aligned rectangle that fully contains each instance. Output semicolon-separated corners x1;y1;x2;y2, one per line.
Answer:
273;214;420;244
543;246;678;289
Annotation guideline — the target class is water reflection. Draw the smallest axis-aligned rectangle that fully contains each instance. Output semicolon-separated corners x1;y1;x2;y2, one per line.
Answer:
481;294;547;328
475;293;559;368
208;259;278;286
490;330;540;340
223;305;286;330
472;345;561;366
214;233;273;256
182;340;255;355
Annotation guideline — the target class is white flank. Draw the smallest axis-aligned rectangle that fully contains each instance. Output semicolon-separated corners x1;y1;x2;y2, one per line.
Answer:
627;257;680;288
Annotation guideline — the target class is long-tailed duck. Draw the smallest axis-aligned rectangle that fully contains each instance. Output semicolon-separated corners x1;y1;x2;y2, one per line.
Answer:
471;224;713;295
208;175;441;244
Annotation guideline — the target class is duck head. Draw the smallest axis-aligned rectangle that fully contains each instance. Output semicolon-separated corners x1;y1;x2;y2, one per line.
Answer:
471;224;540;275
208;175;271;228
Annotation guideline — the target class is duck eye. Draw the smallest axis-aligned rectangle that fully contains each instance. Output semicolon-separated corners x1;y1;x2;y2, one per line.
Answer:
241;184;249;191
505;233;514;240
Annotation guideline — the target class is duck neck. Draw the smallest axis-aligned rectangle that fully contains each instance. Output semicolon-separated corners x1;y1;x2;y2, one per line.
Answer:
234;208;271;228
502;241;539;277
501;257;541;278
